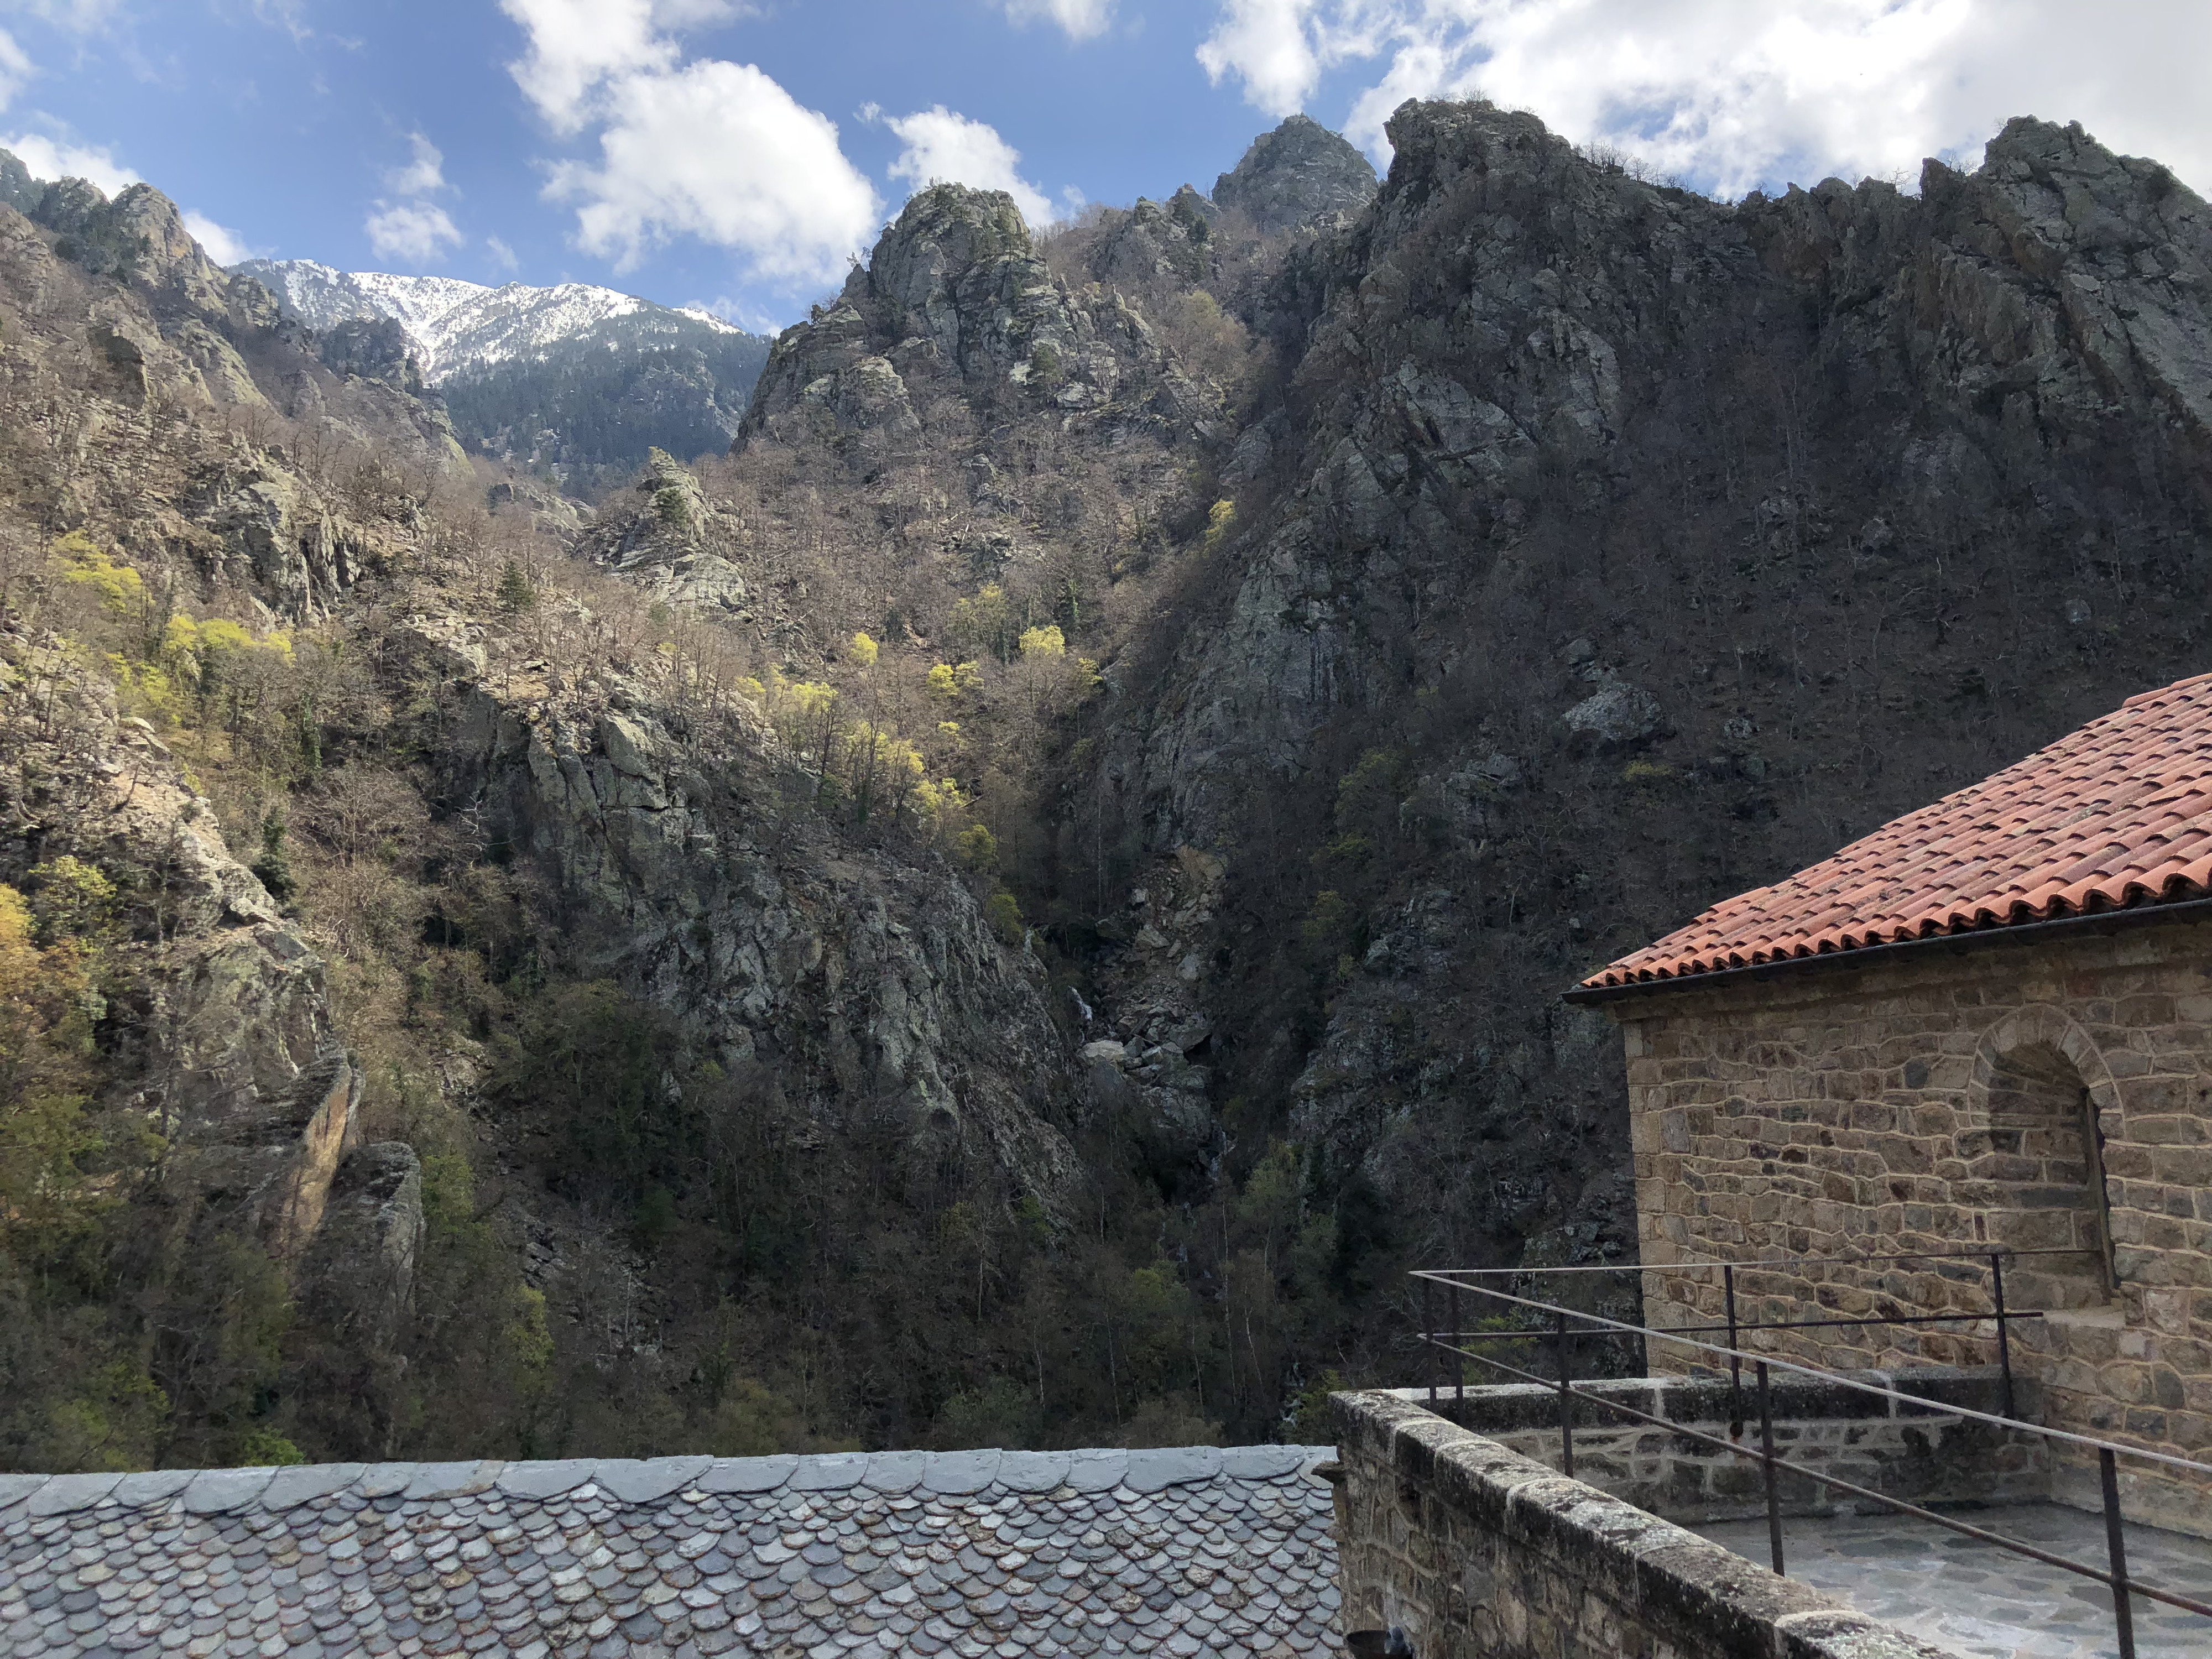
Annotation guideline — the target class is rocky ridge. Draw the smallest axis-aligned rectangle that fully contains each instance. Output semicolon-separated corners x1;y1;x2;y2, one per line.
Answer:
1069;100;2212;1284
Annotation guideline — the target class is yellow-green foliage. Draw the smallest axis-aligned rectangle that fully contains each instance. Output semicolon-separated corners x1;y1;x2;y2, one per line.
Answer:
1017;624;1065;661
984;889;1025;944
1620;759;1679;787
950;585;1016;662
927;660;984;699
1202;499;1237;551
28;857;115;943
953;823;998;870
53;533;144;617
847;632;879;669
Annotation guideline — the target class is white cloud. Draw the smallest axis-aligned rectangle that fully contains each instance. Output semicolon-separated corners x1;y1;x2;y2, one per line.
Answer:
549;56;880;283
1003;0;1114;41
1197;0;2212;199
1197;0;1334;117
503;0;878;290
183;209;253;264
886;105;1058;226
1;129;135;191
498;0;740;134
485;233;519;274
384;131;446;196
365;199;462;265
0;29;32;112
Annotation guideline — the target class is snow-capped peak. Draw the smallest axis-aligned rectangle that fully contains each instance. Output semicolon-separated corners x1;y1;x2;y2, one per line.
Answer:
234;260;735;383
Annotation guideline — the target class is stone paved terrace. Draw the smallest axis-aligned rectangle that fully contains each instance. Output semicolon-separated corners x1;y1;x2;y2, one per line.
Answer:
0;1447;1339;1659
1698;1503;2212;1658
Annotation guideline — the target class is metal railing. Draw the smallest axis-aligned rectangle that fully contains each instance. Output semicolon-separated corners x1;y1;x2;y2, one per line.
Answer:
1412;1252;2212;1659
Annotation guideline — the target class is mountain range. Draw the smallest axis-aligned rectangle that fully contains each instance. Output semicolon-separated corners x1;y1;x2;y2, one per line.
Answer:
1;102;2209;1472
232;261;745;383
238;259;773;489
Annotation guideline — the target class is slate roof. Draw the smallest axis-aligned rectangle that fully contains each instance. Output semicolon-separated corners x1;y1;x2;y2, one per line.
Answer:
1583;671;2212;988
0;1446;1339;1659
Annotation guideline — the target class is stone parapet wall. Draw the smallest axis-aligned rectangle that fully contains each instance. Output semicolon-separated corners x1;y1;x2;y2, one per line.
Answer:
1387;1368;2044;1523
1329;1390;1948;1659
1613;916;2212;1519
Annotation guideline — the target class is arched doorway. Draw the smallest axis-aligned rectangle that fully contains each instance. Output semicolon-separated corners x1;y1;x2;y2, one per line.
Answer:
1980;1037;2115;1308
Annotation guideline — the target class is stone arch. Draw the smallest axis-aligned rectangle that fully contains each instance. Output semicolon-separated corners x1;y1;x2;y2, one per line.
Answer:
1965;1006;2119;1308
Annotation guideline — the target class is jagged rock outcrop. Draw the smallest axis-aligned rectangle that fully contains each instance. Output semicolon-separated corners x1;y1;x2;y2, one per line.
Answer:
574;449;792;633
1073;98;2212;1275
0;628;380;1270
438;655;1081;1208
1213;114;1379;234
741;184;1213;450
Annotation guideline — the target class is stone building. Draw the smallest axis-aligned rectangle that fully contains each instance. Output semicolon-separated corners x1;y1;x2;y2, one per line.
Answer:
1569;670;2212;1524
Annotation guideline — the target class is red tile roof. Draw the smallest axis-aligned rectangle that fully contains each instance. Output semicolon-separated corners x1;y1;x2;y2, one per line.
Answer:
1583;671;2212;989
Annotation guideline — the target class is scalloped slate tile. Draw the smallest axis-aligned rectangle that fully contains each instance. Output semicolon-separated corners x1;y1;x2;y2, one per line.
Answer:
860;1451;927;1493
922;1452;1001;1495
1125;1449;1222;1493
0;1445;1342;1658
26;1472;123;1515
260;1463;366;1510
995;1453;1070;1494
787;1454;868;1493
113;1468;196;1507
696;1456;796;1494
497;1458;598;1500
594;1458;712;1504
1063;1453;1129;1493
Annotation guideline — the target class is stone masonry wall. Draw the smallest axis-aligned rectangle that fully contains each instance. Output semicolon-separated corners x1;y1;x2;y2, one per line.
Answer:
1389;1369;2045;1523
1610;915;2212;1533
1329;1390;1948;1659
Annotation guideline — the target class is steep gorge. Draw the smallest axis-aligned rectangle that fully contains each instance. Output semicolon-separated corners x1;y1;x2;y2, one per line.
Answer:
3;97;2211;1470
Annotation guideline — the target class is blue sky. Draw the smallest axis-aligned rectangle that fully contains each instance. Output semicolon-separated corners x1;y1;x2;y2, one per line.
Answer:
2;1;2208;332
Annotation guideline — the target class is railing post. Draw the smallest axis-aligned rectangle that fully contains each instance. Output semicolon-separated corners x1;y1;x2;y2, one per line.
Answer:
1451;1280;1464;1406
1990;1251;2016;1420
1423;1274;1437;1407
1725;1263;1744;1436
2100;1447;2137;1659
1758;1361;1784;1577
1555;1308;1575;1480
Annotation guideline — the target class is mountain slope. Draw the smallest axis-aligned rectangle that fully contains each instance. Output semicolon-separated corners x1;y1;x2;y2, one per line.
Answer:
239;259;772;487
233;260;742;382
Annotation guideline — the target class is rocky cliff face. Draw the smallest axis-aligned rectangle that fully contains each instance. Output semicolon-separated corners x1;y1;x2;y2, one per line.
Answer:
435;649;1079;1205
8;99;2212;1463
1068;100;2212;1288
743;183;1214;457
1213;114;1379;234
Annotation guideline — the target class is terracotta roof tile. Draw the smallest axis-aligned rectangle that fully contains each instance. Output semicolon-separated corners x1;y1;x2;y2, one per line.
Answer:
1583;671;2212;989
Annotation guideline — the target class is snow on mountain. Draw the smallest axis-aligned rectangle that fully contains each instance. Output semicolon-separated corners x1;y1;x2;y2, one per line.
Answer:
233;259;740;384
